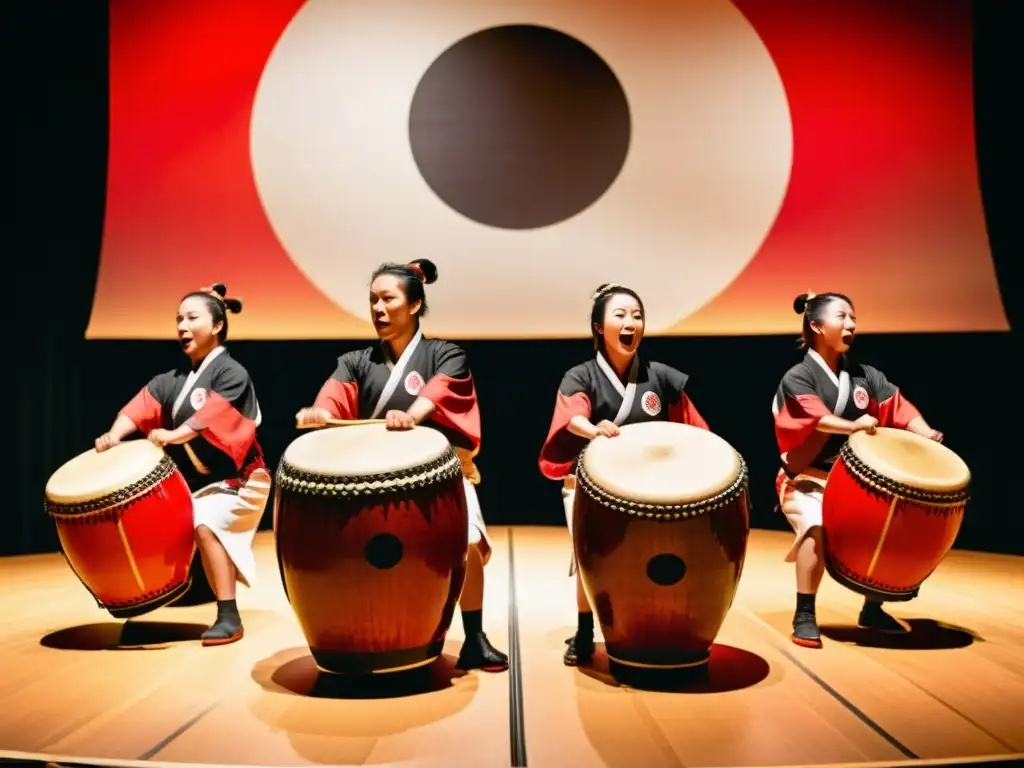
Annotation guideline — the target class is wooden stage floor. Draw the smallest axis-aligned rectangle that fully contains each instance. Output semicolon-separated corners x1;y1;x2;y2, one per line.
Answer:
0;527;1022;768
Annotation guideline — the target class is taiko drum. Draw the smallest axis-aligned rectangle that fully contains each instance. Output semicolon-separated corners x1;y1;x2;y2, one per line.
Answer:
573;421;750;673
274;423;469;675
823;427;970;602
44;440;196;619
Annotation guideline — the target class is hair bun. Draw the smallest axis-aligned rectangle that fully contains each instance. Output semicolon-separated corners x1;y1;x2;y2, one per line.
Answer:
591;283;621;301
224;297;243;314
408;259;438;285
792;293;810;315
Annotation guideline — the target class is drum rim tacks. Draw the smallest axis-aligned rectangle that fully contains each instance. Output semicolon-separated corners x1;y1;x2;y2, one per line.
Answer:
275;446;463;498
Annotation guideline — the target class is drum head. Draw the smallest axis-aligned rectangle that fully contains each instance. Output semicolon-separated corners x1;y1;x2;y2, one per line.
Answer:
282;423;452;478
581;421;741;505
846;427;970;492
46;439;167;504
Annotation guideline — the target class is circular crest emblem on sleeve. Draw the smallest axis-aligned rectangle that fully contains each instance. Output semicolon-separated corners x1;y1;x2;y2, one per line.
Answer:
641;390;662;416
852;385;870;410
405;371;425;396
189;388;208;411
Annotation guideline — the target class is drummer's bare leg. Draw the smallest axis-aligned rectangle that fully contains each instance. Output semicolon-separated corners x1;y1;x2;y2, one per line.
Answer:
564;571;595;666
456;538;509;672
792;527;825;648
195;524;244;646
858;598;908;633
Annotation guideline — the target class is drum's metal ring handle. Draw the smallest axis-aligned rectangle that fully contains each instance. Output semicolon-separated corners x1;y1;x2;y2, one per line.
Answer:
275;447;464;498
838;443;971;505
44;455;179;520
575;450;750;521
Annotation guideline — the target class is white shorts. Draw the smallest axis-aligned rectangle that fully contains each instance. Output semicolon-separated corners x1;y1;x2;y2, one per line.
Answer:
778;468;828;562
192;468;272;587
463;477;490;560
562;482;577;577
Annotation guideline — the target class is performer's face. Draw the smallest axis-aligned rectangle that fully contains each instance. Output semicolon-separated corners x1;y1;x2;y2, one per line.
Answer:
369;275;421;341
598;293;645;360
176;296;223;360
812;298;857;354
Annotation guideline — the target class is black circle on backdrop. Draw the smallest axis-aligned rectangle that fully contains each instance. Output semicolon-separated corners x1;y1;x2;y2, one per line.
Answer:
409;24;632;230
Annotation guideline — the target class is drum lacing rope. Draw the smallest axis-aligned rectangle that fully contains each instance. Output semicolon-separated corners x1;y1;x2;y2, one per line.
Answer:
45;456;178;520
275;448;463;497
575;452;750;521
839;443;971;506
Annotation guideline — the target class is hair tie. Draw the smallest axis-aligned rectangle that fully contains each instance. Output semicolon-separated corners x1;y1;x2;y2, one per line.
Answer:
804;291;816;312
200;285;225;302
199;283;242;311
407;263;426;283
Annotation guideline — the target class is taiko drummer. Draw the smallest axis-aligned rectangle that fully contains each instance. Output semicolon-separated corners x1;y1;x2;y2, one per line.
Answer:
95;283;271;646
296;259;508;673
538;283;711;667
771;291;944;648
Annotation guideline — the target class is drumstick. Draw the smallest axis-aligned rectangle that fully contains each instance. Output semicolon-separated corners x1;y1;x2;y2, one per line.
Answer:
296;418;385;430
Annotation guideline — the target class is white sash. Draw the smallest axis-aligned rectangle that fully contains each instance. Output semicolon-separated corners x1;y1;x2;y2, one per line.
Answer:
171;346;226;420
370;329;424;419
807;349;850;415
595;352;639;426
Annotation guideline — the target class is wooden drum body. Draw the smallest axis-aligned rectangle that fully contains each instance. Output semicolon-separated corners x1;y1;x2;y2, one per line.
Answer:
44;441;196;619
275;424;469;675
573;422;750;672
823;427;970;602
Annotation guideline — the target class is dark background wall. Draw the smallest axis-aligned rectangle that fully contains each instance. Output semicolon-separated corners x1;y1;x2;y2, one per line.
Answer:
10;1;1021;558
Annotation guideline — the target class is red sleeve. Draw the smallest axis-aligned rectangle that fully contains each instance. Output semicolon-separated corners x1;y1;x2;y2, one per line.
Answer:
419;373;481;450
667;393;709;430
774;393;831;455
186;365;259;470
872;390;922;430
120;386;162;435
313;379;360;420
538;392;592;480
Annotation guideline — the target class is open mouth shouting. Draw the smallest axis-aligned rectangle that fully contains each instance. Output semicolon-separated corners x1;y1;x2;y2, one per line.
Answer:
180;335;194;352
618;330;637;349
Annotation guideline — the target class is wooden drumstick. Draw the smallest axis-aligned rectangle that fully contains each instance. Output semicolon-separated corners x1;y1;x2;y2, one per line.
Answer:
295;418;385;430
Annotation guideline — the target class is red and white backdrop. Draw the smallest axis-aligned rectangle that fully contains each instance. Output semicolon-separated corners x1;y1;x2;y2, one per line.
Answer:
88;0;1008;340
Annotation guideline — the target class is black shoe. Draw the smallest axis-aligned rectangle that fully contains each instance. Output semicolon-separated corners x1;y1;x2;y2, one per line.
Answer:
201;616;243;647
792;611;822;648
456;631;509;672
858;603;908;634
564;634;595;666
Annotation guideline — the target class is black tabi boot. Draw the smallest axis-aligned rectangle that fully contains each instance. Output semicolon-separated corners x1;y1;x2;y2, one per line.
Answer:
456;610;509;672
201;599;244;647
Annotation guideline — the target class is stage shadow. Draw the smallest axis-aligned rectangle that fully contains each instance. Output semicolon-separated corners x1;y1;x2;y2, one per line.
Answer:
247;645;478;761
39;621;207;651
258;647;469;700
819;618;980;650
578;642;771;693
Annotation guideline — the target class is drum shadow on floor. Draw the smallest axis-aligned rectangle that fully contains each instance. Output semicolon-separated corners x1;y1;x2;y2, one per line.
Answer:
39;620;207;651
819;618;980;650
578;642;771;693
252;645;471;701
247;646;479;760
